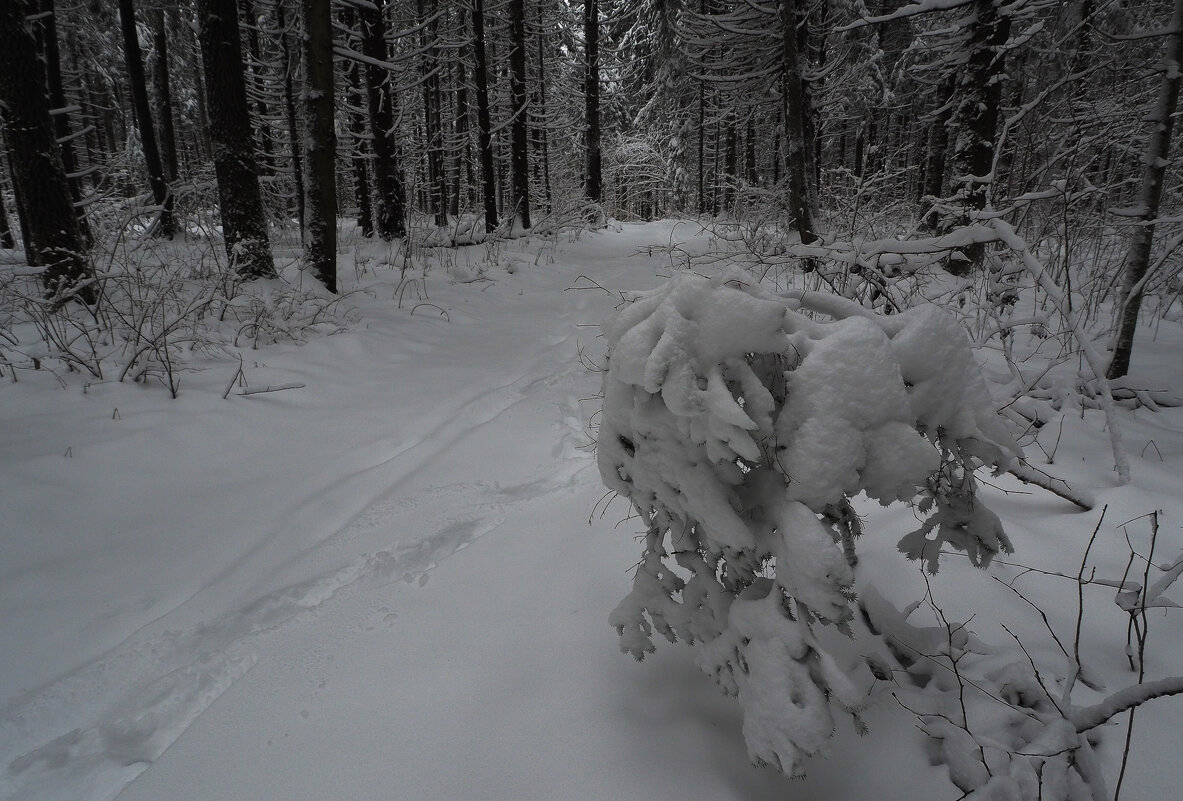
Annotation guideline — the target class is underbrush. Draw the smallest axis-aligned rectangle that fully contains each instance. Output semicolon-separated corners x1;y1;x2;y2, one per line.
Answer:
0;232;354;398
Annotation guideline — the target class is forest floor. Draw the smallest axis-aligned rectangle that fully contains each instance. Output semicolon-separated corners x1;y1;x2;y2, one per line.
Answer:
1;220;1181;801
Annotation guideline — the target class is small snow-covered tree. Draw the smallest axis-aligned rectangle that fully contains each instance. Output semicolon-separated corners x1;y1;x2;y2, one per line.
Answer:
598;270;1020;775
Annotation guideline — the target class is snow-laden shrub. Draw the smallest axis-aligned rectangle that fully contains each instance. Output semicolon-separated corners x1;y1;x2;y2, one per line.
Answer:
598;269;1021;775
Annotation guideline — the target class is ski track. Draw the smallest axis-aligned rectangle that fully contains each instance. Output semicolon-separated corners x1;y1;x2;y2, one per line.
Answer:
0;224;674;801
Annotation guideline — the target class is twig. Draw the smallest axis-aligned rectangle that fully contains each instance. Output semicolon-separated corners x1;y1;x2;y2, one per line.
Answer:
238;383;305;396
1006;460;1095;510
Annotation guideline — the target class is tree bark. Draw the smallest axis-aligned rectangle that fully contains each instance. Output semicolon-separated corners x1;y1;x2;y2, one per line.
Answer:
0;0;93;300
120;0;175;237
1107;0;1183;379
0;182;12;249
452;13;472;217
239;0;275;170
32;0;90;243
275;0;306;236
918;76;956;224
508;0;531;229
301;0;337;292
4;141;34;261
148;8;180;183
341;8;373;238
472;0;498;232
359;0;406;239
942;0;1010;272
535;7;551;215
780;0;817;246
418;0;447;228
584;0;602;204
195;0;275;278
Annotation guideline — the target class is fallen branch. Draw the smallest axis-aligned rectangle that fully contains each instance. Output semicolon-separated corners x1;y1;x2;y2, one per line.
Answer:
1007;461;1095;511
238;383;305;397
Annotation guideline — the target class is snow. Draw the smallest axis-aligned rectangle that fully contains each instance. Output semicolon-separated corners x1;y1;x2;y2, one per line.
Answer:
1;221;1182;801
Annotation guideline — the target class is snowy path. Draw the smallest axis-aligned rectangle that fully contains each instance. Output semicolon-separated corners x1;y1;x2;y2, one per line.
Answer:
7;223;935;801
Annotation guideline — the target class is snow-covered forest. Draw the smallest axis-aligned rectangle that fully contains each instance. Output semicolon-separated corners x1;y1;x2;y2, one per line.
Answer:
3;0;1183;800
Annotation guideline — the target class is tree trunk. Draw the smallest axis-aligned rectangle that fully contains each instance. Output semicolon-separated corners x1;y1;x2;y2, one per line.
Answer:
0;0;93;300
584;0;602;204
942;0;1010;272
302;0;336;291
418;0;447;228
451;12;469;219
239;0;275;171
697;81;706;214
341;9;373;238
780;0;817;246
919;76;956;223
33;0;91;243
275;0;305;235
120;0;175;237
1107;0;1183;379
0;182;12;249
723;113;737;210
4;141;34;262
508;0;531;229
359;0;406;239
196;0;275;278
148;8;180;183
535;6;551;215
472;0;498;232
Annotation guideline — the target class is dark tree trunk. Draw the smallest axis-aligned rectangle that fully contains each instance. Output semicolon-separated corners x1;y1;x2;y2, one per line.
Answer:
341;9;373;237
148;8;179;183
1108;0;1183;379
472;0;498;232
4;141;34;262
780;0;817;246
185;18;214;161
0;183;12;249
359;0;406;239
0;1;93;299
195;0;275;278
418;0;447;227
302;0;336;292
584;0;602;203
745;116;757;186
452;16;471;217
275;0;305;234
120;0;175;237
535;8;551;215
943;0;1010;271
32;0;90;243
723;114;737;209
508;0;531;229
697;81;705;214
919;77;956;223
239;0;275;171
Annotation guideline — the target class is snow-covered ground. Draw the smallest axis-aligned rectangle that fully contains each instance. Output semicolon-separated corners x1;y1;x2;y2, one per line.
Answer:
2;221;1181;800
